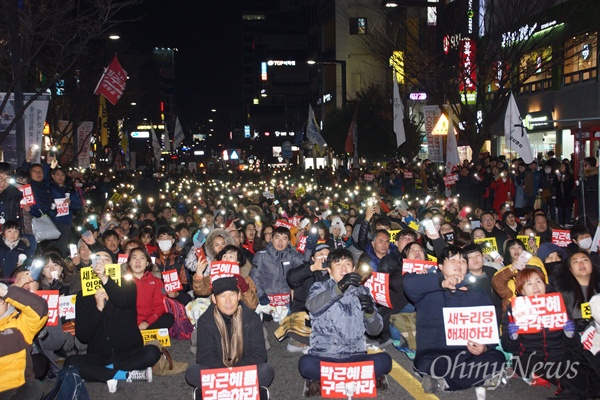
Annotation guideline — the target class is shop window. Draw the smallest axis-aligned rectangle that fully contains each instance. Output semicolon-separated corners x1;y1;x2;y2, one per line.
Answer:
350;18;367;35
564;32;597;85
519;47;552;93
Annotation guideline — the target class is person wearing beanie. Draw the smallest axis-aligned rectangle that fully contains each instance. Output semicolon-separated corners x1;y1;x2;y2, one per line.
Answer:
185;276;274;400
536;242;568;281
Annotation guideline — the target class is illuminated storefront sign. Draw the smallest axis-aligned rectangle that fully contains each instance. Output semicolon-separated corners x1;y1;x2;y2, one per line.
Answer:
261;62;267;81
267;60;296;66
524;111;553;131
459;39;477;92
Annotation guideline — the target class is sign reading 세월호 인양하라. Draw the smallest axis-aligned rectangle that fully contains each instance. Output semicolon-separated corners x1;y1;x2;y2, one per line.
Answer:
80;265;122;296
141;328;171;347
363;272;392;308
473;237;499;255
443;305;499;346
201;365;258;400
320;361;376;398
510;293;568;334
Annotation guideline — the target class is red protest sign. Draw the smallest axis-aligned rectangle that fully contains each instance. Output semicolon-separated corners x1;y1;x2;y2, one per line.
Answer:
274;220;294;230
296;235;308;253
55;198;69;217
403;172;413;179
320;361;376;398
94;56;127;106
288;216;302;227
510;293;568;334
37;290;60;326
209;261;240;283
117;253;128;264
402;259;437;274
267;293;291;306
443;305;499;345
200;365;258;400
443;174;459;186
162;270;182;292
363;174;374;182
364;272;392;308
18;184;36;207
551;229;572;247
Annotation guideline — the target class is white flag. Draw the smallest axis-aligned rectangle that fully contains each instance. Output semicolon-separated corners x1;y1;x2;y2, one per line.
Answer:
173;117;185;149
446;120;460;175
150;126;162;169
306;105;327;152
591;224;600;253
164;127;171;152
393;73;406;146
504;93;535;163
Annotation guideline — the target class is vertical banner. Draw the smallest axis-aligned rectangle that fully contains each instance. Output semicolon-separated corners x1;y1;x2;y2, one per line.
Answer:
99;96;108;147
151;126;162;169
422;105;444;162
173;116;185;149
393;72;406;147
77;121;94;168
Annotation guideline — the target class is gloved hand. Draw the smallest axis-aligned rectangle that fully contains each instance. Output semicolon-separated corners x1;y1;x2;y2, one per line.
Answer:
563;320;575;338
508;322;519;340
358;293;375;315
235;274;249;293
49;279;63;291
337;272;361;293
259;294;270;306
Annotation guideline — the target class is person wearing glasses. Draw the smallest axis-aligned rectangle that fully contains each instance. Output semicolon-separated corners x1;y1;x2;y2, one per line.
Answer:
479;211;508;251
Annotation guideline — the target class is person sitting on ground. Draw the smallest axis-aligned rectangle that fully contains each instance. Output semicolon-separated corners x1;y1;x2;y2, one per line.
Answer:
154;226;191;305
126;247;174;330
0;279;48;400
63;253;161;393
298;248;392;396
404;245;506;393
185;276;274;400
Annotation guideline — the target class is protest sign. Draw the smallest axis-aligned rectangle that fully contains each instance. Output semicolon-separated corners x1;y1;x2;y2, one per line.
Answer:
18;184;36;207
402;259;437;274
443;305;499;345
320;361;376;398
201;365;258;400
37;290;60;326
80;264;121;296
274;220;294;230
141;328;171;347
296;236;308;253
59;294;76;320
551;229;572;247
163;270;183;292
268;293;291;307
474;237;499;255
510;293;568;334
364;272;392;308
209;261;240;283
516;235;541;253
55;198;69;217
117;253;128;264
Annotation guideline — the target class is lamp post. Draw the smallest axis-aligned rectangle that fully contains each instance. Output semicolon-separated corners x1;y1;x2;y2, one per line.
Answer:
307;60;347;110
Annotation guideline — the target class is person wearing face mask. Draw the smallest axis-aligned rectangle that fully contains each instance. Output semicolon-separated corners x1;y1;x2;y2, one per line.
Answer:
568;225;600;263
154;226;191;305
536;243;568;283
540;163;557;222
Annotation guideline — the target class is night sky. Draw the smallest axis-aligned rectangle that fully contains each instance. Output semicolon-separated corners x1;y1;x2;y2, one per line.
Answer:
129;0;242;128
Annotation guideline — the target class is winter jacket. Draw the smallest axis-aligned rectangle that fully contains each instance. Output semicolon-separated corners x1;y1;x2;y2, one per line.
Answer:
250;243;304;298
490;177;515;215
491;257;548;313
307;279;382;359
185;229;235;273
48;181;82;225
195;302;267;368
75;277;142;358
0;286;48;392
404;271;495;353
0;238;31;279
286;262;329;313
133;271;167;327
154;249;189;292
0;185;23;230
552;267;600;331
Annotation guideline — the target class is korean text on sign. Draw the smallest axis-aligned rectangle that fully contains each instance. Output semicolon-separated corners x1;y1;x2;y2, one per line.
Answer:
141;328;171;347
268;293;291;307
37;290;60;326
59;295;76;320
364;272;392;308
474;237;499;255
162;270;182;292
510;293;568;334
54;198;69;217
402;259;437;274
18;184;36;207
274;220;293;230
201;365;258;400
320;361;376;398
551;229;572;247
296;236;308;253
209;261;240;283
516;235;540;253
80;264;121;296
443;305;499;346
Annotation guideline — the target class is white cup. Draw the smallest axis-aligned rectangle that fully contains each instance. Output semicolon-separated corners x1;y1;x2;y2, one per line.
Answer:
107;379;118;393
50;271;59;280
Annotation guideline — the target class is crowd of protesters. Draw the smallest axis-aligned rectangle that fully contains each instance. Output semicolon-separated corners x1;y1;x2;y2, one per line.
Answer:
0;147;599;399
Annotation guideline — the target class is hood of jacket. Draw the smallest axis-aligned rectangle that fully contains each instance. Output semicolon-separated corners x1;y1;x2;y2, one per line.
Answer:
204;228;235;259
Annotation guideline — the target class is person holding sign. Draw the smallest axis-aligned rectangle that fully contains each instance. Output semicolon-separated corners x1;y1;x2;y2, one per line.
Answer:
185;276;274;400
479;211;508;252
500;267;600;397
48;167;82;256
298;248;392;395
0;281;48;400
126;247;174;330
63;253;161;393
404;246;506;393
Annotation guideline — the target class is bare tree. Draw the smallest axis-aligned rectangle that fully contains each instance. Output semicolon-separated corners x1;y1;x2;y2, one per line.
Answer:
0;0;141;153
353;0;599;161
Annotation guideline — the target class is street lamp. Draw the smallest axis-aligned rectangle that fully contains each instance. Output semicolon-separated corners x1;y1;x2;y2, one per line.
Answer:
307;60;347;109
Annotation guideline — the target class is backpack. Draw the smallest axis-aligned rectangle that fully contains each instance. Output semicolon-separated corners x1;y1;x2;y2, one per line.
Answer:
42;365;90;400
164;297;194;340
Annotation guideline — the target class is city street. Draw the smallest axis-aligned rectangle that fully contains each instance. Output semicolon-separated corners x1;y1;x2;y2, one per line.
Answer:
58;321;556;400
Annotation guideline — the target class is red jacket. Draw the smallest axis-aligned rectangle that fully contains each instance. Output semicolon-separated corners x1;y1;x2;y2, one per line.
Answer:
490;177;515;215
134;271;166;326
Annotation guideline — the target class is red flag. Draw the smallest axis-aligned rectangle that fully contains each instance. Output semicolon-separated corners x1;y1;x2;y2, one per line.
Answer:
94;56;127;105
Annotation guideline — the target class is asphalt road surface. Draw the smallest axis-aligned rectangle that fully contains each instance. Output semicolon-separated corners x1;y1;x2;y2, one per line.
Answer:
47;321;557;399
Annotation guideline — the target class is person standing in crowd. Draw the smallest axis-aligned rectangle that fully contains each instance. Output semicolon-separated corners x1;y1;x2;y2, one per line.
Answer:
554;161;575;226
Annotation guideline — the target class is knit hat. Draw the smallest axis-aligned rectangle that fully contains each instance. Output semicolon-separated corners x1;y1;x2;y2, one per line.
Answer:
329;216;347;236
212;277;239;295
537;243;567;263
312;243;330;256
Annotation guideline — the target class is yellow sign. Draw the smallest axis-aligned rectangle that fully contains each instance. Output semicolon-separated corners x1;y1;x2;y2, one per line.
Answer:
110;193;123;203
407;221;420;232
80;264;122;296
474;237;499;255
141;328;171;347
294;187;306;198
432;114;449;135
427;254;438;263
516;235;540;253
582;302;592;319
388;230;401;243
